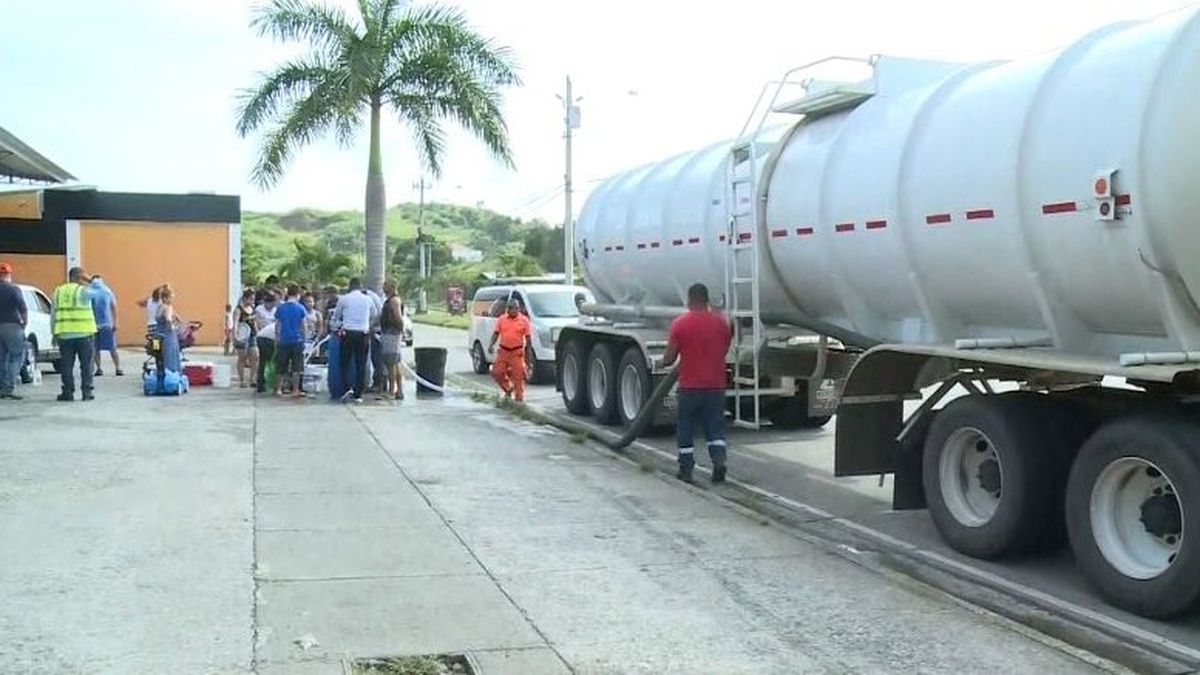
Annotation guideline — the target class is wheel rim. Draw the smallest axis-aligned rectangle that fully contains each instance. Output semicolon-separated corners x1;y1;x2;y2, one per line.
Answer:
620;365;643;421
589;358;608;410
1090;456;1183;580
562;354;579;402
939;427;1003;527
525;354;534;382
24;342;34;368
472;345;482;371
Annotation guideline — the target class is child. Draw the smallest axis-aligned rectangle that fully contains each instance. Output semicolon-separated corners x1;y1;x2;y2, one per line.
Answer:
223;303;233;355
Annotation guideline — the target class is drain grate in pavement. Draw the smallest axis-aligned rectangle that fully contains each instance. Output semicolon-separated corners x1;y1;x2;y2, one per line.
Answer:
349;654;473;675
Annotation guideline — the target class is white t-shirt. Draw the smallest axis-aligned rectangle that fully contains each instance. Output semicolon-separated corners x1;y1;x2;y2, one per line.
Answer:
336;291;375;332
255;304;277;341
145;298;160;327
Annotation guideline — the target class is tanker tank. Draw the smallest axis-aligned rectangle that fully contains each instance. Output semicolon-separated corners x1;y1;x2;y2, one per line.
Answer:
576;7;1200;361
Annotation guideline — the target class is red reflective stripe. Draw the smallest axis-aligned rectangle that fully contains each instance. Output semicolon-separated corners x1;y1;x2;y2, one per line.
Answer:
688;237;701;244
965;209;994;220
737;232;752;242
835;223;855;233
770;228;787;238
650;242;660;248
925;213;952;225
671;239;684;246
795;227;814;236
1116;194;1132;206
1042;201;1077;214
865;220;887;230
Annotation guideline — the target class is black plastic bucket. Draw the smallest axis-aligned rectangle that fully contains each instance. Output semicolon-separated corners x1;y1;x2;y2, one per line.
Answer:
413;346;448;395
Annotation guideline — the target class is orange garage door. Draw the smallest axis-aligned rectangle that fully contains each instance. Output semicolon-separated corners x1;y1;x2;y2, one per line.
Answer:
81;221;228;346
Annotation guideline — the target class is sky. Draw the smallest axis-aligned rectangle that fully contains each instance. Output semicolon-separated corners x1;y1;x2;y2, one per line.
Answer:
0;0;1193;222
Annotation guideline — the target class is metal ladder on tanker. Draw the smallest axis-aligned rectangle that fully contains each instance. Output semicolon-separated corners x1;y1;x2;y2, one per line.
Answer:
725;137;771;430
724;78;805;429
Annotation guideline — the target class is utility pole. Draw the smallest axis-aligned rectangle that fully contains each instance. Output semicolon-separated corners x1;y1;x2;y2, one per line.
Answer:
413;177;432;313
558;77;581;284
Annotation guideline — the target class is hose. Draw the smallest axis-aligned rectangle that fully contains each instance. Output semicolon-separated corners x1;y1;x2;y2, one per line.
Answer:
606;369;678;449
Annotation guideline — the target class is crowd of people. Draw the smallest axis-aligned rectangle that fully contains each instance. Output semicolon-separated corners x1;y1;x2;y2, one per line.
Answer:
0;261;414;405
230;274;407;403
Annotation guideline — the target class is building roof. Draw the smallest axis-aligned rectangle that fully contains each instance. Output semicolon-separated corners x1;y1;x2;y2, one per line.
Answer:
0;125;75;183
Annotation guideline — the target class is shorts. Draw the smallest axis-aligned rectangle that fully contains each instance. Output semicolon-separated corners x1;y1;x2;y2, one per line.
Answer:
96;326;116;351
380;332;404;367
275;342;305;375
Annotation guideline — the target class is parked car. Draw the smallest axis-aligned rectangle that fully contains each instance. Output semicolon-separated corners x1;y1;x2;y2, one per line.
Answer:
17;284;57;384
468;282;593;384
402;308;414;347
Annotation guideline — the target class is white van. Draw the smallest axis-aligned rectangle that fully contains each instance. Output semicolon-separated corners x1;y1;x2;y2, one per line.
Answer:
468;282;593;384
16;284;56;384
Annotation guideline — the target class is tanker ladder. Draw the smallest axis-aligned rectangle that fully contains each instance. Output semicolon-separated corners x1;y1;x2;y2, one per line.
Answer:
725;74;808;429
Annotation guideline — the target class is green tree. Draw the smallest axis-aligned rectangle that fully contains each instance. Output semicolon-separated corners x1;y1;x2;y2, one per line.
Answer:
235;0;520;291
277;239;358;287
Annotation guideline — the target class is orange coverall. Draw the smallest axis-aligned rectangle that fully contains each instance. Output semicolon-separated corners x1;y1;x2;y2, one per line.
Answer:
492;313;532;401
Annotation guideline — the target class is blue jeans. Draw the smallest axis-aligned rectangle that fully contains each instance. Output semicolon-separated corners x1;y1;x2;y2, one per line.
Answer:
0;323;23;395
676;389;727;472
59;335;95;396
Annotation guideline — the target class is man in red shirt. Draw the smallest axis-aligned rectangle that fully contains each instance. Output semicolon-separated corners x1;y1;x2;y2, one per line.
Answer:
657;283;732;483
489;298;533;402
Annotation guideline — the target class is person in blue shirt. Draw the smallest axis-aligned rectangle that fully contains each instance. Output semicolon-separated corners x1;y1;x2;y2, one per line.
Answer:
273;284;309;398
89;275;122;376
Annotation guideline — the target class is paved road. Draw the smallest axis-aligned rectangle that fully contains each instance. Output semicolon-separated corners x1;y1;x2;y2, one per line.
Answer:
0;341;1120;673
412;321;1200;656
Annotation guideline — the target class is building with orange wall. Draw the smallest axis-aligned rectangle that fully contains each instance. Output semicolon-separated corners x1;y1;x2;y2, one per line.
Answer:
0;186;241;346
0;126;241;347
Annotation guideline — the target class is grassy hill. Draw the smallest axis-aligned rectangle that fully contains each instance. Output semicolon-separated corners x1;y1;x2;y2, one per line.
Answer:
240;202;564;297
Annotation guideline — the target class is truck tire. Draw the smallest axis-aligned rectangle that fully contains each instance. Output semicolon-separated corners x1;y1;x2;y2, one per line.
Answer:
19;338;36;385
922;393;1061;559
1065;416;1200;618
767;388;831;429
587;342;619;425
616;346;651;429
560;339;589;415
471;342;489;375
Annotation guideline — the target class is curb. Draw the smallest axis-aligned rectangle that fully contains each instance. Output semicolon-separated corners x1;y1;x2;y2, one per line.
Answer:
448;372;1200;674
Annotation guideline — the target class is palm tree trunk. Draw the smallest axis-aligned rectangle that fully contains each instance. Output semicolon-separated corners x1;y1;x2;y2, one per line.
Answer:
364;100;386;292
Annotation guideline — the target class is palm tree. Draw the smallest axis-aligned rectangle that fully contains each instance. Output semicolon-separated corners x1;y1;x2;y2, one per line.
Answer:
277;239;357;287
236;0;520;291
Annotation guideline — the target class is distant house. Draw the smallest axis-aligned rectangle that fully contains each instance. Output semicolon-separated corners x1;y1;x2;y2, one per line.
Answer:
450;242;483;263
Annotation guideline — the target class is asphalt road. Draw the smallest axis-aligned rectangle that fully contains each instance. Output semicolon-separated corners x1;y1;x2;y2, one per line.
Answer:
412;321;1200;657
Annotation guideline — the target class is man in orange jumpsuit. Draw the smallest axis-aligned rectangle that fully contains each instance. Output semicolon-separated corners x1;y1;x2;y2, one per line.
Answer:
489;299;532;402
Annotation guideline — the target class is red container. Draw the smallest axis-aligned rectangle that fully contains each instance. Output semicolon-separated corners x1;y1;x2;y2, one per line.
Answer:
183;362;214;386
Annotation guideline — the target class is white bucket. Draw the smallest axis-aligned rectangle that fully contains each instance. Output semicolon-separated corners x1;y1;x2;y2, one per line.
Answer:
303;365;327;394
212;363;232;388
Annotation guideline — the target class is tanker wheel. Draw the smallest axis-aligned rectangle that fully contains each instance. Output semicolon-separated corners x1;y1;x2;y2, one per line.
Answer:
767;388;831;429
587;342;619;425
559;339;589;415
1066;415;1200;618
922;393;1064;559
616;346;650;429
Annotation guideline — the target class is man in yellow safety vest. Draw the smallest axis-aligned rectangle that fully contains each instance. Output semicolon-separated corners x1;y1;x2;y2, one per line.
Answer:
52;266;98;401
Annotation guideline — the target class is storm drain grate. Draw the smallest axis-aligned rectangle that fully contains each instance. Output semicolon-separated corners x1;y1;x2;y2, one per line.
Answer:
348;653;473;675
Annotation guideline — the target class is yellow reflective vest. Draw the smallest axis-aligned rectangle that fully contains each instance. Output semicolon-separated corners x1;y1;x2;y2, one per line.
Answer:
52;282;97;336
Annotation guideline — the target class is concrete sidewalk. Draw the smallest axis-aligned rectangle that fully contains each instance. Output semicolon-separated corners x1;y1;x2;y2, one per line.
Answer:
1;360;1115;673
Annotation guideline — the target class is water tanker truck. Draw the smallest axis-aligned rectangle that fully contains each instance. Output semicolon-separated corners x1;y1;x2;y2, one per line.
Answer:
555;8;1200;618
